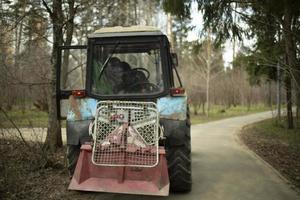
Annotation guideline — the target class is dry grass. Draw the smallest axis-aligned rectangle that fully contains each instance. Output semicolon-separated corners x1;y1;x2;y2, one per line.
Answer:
0;137;67;199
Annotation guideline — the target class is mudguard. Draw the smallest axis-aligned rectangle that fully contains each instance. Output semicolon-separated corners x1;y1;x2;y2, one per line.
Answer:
157;96;189;147
160;119;190;147
157;96;187;121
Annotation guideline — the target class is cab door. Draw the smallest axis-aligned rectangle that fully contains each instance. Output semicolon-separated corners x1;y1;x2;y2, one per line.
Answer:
56;45;87;119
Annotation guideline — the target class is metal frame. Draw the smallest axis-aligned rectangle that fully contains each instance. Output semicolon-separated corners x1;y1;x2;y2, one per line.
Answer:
56;35;178;120
86;35;173;100
56;45;87;119
91;101;159;168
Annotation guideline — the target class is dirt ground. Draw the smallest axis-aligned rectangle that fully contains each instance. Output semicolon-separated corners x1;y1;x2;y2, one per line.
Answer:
0;139;95;200
240;123;300;191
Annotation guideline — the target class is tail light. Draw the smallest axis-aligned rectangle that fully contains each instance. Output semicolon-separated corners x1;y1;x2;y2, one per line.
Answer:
72;90;86;98
170;87;185;96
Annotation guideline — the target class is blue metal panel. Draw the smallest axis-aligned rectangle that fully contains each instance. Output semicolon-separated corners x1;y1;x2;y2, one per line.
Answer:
157;97;187;120
67;98;97;121
67;97;187;121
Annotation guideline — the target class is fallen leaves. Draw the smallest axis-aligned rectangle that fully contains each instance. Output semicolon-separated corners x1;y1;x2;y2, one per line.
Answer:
240;125;300;190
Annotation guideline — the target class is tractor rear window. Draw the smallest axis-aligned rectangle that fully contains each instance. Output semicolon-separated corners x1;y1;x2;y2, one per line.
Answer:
91;42;165;96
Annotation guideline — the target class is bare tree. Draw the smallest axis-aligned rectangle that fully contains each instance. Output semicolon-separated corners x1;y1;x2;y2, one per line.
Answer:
42;0;78;151
190;37;224;116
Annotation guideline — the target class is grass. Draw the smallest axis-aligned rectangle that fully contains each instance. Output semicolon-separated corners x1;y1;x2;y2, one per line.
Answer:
190;104;270;124
248;117;300;147
0;109;49;128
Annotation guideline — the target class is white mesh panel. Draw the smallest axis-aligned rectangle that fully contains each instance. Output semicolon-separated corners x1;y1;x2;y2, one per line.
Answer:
91;101;159;167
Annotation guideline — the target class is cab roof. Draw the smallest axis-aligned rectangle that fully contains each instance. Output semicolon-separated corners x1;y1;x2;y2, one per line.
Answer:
88;26;164;38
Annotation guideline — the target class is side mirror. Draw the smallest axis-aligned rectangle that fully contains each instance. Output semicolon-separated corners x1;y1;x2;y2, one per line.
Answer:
171;53;178;67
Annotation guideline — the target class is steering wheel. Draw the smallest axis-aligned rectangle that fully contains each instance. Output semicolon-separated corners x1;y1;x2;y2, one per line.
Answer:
126;81;160;92
130;68;150;80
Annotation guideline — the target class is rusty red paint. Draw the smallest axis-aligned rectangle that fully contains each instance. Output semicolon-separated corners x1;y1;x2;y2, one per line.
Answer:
69;144;169;196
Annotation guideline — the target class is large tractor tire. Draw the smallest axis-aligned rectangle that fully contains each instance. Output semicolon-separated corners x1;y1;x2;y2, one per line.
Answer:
167;121;192;192
67;144;81;176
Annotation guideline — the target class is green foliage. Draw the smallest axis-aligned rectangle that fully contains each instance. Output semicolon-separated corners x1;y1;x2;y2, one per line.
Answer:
162;0;299;92
163;0;245;45
233;51;277;85
163;0;191;19
240;1;285;84
196;0;243;45
172;16;194;51
231;0;300;86
0;110;48;128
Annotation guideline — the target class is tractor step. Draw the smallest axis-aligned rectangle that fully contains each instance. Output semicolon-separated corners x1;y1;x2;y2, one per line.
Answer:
69;144;169;196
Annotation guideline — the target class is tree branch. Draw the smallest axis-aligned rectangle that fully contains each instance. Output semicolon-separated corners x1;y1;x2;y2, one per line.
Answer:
0;107;31;149
230;6;300;40
42;0;54;19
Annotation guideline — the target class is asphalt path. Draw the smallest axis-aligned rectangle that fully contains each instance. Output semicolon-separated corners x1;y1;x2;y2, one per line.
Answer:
2;111;299;199
186;111;299;200
90;111;299;200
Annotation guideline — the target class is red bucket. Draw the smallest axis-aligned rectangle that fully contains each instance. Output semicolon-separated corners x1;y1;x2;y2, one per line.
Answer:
69;144;169;196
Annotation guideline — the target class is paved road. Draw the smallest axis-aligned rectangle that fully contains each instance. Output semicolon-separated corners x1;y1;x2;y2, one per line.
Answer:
3;112;299;200
187;111;299;200
90;111;299;200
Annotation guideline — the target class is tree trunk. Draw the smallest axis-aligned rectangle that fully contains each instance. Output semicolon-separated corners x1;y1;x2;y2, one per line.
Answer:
268;81;272;108
193;104;198;115
43;0;77;151
46;78;62;151
295;55;300;120
297;90;300;119
277;62;281;120
43;0;64;151
167;13;173;48
247;88;252;112
285;76;294;128
295;73;300;119
283;3;295;129
61;0;76;89
206;33;211;117
206;71;210;117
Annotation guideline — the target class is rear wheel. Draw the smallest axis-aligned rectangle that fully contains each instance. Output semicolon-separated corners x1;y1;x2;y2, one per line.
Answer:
167;123;192;192
67;144;80;176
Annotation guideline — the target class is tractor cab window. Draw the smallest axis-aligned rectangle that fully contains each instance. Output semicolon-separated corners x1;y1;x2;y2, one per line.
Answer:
91;42;165;96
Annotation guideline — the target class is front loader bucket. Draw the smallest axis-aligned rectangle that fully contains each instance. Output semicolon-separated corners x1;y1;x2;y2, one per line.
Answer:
69;144;169;196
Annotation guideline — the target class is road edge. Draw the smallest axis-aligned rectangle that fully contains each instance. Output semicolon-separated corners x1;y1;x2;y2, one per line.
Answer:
234;124;300;195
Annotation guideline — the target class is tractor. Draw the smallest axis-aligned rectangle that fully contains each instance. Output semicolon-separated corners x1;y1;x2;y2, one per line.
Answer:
57;26;191;196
